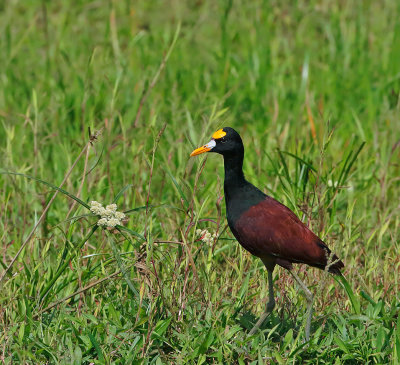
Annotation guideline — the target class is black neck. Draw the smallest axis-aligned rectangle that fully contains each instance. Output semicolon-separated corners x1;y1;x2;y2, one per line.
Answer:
222;146;267;226
223;153;247;200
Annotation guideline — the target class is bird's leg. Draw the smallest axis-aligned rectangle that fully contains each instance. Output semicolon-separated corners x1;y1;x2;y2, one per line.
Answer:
249;270;275;335
289;270;314;341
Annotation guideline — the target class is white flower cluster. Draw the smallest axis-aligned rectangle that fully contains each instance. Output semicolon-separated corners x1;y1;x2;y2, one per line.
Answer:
327;179;338;188
89;201;126;228
196;228;217;246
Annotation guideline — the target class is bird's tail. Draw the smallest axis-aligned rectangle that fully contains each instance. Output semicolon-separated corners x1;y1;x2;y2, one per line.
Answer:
326;253;344;275
316;240;344;275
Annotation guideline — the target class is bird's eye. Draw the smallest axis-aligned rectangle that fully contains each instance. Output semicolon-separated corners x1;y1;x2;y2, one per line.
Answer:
220;138;226;143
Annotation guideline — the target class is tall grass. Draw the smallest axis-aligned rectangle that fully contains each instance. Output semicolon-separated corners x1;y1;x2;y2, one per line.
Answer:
1;0;400;363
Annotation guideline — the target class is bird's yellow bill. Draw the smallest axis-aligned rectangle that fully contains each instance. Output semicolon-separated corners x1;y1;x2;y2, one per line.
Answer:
190;139;216;156
190;145;211;156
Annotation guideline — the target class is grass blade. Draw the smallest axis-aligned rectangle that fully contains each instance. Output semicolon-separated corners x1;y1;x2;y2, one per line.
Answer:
337;142;365;186
117;225;146;241
40;226;98;301
335;275;361;314
113;184;134;203
109;236;147;308
164;168;189;208
87;332;104;362
0;172;90;209
280;151;317;172
124;204;159;215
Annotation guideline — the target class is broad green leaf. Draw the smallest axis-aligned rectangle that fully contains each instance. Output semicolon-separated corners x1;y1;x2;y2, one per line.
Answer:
335;275;360;314
87;332;104;362
152;317;172;339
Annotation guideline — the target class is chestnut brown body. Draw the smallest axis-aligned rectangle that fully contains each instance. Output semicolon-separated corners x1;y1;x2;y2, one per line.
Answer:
230;197;344;274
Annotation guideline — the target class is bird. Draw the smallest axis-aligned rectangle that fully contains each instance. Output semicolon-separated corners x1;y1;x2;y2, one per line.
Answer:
190;127;344;340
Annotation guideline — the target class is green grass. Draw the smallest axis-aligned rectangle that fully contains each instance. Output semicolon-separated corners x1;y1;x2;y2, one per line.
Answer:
1;0;400;363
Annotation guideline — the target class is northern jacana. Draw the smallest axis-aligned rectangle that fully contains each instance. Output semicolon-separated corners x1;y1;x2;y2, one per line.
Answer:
190;127;344;340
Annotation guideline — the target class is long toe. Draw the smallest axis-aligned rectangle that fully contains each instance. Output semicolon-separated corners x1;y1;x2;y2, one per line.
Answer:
249;312;270;335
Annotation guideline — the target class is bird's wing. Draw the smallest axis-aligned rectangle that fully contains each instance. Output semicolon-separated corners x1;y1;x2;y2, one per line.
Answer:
233;197;339;269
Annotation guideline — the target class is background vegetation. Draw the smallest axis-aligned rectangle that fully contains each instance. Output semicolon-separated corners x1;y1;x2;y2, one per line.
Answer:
1;0;400;363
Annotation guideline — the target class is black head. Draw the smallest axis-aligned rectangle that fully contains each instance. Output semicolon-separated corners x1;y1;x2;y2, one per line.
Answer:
190;127;244;158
